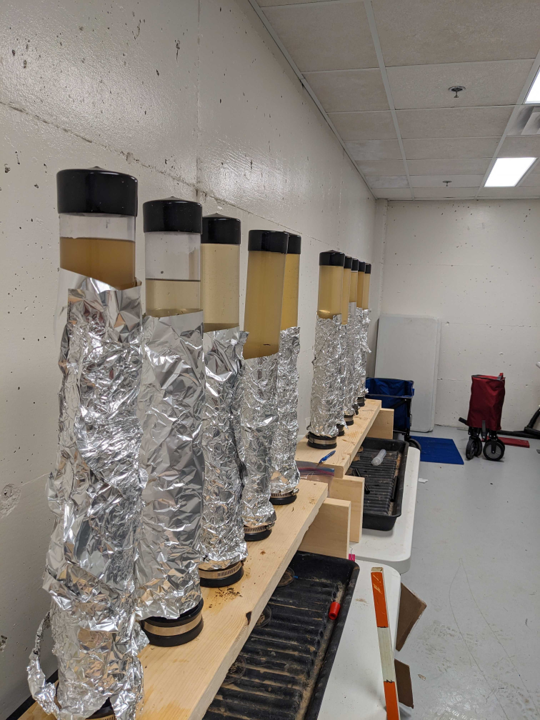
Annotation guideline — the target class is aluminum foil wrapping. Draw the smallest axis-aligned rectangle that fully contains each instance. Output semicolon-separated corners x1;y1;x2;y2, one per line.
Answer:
343;303;357;418
199;327;248;570
271;326;301;497
358;309;372;400
237;353;279;531
135;311;205;621
308;314;342;438
337;323;348;427
29;271;148;720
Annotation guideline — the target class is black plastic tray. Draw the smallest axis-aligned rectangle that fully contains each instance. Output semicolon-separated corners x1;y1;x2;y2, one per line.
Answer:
349;437;408;531
204;551;359;720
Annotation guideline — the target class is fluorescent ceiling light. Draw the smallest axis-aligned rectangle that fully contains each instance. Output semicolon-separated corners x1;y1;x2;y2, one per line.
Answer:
484;157;536;187
525;68;540;104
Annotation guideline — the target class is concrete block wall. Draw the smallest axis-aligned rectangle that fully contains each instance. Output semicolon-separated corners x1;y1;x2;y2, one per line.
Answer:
0;1;377;714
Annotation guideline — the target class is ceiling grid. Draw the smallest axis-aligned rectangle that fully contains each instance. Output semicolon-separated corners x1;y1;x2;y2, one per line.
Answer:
250;0;540;200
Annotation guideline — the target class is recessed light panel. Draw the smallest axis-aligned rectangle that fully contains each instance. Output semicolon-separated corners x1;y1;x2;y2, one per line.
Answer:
484;157;536;187
525;69;540;104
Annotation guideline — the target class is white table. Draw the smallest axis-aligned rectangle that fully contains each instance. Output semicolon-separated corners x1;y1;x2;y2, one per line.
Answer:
319;560;401;720
352;446;420;573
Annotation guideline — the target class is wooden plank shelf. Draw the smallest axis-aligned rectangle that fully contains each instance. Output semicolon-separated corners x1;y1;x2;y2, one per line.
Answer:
21;479;328;720
295;399;382;478
295;399;383;545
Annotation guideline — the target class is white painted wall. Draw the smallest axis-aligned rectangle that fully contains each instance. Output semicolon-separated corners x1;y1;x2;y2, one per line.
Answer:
0;0;377;714
378;199;540;430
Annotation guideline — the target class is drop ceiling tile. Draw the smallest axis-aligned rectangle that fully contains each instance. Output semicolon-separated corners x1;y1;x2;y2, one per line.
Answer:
407;158;490;175
412;187;479;199
410;175;483;188
329;111;397;141
499;136;540;157
403;137;499;160
359;159;406;176
258;0;329;5
373;188;413;199
367;176;409;188
372;0;540;66
303;69;388;112
517;166;540;186
387;61;533;110
478;186;540;198
347;139;402;161
396;107;513;139
262;3;377;72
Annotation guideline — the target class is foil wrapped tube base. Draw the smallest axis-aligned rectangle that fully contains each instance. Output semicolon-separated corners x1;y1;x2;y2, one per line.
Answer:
343;302;358;421
135;311;205;625
237;354;279;533
357;309;371;401
270;327;301;501
30;271;148;720
199;327;248;573
307;314;342;440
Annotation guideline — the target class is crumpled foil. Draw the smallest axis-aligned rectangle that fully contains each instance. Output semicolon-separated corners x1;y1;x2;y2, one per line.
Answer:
199;327;248;570
336;323;348;428
271;327;301;497
343;302;357;419
308;314;342;438
29;271;148;720
237;354;279;531
357;308;372;401
135;311;205;620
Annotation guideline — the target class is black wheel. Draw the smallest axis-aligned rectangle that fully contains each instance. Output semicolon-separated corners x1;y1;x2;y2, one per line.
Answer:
466;437;476;460
474;437;483;456
483;439;505;461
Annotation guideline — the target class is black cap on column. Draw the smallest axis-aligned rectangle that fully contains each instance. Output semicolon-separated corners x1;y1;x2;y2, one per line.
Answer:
344;256;352;269
57;167;138;216
202;214;241;244
143;197;202;233
248;230;289;253
319;250;345;266
365;263;372;274
287;233;302;254
351;259;360;271
358;261;366;272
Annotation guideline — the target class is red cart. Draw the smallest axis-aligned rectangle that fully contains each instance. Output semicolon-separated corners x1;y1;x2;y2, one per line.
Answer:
459;374;506;461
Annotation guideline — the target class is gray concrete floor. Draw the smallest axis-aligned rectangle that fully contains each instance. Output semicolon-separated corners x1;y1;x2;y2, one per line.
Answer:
398;425;540;720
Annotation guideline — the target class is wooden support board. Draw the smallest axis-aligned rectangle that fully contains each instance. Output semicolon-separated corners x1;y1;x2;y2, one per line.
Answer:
366;407;394;440
295;399;382;478
299;498;351;559
328;475;364;543
20;480;328;720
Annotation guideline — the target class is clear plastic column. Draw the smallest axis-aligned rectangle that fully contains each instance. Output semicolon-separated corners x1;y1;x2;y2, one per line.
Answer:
243;231;288;359
58;167;137;290
201;214;241;332
144;198;201;317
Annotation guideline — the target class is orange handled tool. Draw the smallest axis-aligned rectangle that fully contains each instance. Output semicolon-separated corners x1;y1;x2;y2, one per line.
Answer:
371;566;400;720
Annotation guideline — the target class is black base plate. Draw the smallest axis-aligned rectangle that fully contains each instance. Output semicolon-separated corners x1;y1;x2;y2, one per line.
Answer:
200;565;244;588
142;599;204;647
307;433;337;450
270;493;297;506
245;528;272;542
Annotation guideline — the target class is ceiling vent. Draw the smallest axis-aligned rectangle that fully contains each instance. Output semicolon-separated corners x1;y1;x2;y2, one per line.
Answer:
508;105;540;136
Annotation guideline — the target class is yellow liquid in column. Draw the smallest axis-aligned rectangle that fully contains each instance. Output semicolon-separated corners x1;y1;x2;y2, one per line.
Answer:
146;279;201;317
280;253;300;331
60;236;136;290
243;251;286;359
201;244;240;332
317;265;342;319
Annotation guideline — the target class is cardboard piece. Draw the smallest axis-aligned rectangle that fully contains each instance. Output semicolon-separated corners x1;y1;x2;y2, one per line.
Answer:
396;583;427;652
394;659;414;708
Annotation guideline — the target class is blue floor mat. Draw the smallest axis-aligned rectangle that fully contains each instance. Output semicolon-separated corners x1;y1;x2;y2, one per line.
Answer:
411;436;464;465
